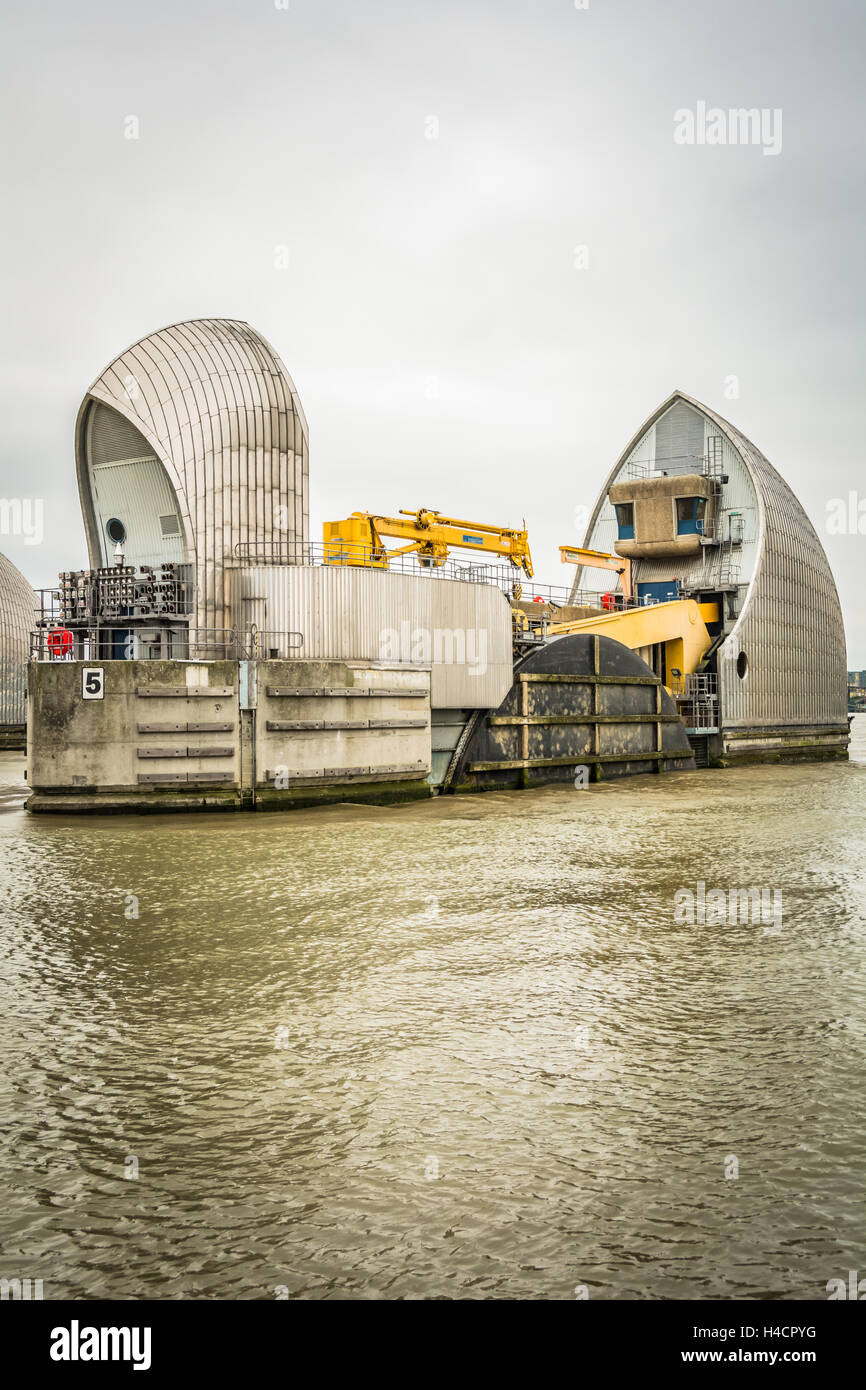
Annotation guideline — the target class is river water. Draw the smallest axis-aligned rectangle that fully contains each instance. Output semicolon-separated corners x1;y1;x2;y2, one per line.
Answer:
1;719;864;1301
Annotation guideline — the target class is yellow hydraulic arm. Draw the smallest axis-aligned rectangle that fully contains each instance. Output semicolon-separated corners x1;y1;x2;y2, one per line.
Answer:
324;508;534;577
548;598;720;686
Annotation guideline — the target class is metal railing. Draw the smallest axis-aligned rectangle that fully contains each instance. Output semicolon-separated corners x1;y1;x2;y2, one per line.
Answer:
235;537;524;585
30;626;304;662
232;539;576;605
670;671;719;730
624;435;728;482
625;453;705;480
243;628;304;659
698;516;723;542
515;580;573;605
716;555;742;588
564;588;680;611
237;537;501;573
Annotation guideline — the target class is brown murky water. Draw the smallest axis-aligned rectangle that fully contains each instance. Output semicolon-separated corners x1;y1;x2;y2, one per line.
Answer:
1;719;864;1300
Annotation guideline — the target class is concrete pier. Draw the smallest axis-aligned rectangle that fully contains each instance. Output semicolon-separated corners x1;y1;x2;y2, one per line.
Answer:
27;659;432;813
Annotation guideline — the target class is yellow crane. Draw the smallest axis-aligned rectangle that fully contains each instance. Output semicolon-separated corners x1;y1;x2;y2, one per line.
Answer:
323;509;534;578
558;544;632;602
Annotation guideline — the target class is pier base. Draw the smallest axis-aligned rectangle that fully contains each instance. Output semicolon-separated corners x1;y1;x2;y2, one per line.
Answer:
26;659;433;814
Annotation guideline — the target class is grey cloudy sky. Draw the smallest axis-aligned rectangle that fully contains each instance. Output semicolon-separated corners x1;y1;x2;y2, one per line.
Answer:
2;0;865;660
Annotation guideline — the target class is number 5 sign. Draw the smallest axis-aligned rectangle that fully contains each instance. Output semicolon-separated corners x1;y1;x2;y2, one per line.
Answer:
82;667;105;700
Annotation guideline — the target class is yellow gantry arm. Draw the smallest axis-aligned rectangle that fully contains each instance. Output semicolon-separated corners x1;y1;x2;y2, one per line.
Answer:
559;544;632;600
324;508;534;576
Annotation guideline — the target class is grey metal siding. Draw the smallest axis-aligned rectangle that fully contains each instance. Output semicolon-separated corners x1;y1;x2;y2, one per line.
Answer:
715;417;847;728
0;550;36;726
653;400;705;475
86;424;185;570
231;566;513;710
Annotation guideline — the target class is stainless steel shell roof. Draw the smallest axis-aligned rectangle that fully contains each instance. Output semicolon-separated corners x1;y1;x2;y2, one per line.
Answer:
575;391;847;729
0;549;36;726
75;319;309;631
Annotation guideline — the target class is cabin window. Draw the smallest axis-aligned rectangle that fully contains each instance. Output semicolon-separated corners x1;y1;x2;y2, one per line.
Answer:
676;496;706;535
614;502;635;540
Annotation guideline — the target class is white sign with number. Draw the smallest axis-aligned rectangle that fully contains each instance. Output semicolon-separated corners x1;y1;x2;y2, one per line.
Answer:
82;667;105;700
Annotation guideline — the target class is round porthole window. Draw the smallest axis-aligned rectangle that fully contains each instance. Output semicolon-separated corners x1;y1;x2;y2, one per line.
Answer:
106;517;126;544
736;651;748;679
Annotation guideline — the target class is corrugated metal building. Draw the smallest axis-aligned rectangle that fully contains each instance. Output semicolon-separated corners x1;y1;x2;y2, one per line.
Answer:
232;565;513;709
75;319;309;632
0;549;36;735
573;392;848;760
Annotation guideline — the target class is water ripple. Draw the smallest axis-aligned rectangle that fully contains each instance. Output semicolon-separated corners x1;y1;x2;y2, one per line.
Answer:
0;723;865;1298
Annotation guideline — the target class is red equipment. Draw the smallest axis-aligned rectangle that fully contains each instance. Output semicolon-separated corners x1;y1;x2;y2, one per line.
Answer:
47;628;74;658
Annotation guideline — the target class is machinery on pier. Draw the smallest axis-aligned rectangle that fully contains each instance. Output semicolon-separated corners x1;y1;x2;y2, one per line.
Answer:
33;557;195;661
54;561;192;624
323;509;533;579
553;543;719;691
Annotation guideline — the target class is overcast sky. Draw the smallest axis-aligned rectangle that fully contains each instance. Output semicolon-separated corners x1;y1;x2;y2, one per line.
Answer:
2;0;864;662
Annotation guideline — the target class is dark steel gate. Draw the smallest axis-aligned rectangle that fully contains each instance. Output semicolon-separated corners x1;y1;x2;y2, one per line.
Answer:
451;633;695;791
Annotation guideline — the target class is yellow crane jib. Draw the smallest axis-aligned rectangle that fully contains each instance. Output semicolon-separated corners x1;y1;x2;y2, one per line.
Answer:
559;544;633;601
324;509;534;577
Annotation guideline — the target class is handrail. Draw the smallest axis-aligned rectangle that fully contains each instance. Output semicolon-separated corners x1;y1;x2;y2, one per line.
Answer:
30;627;304;662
